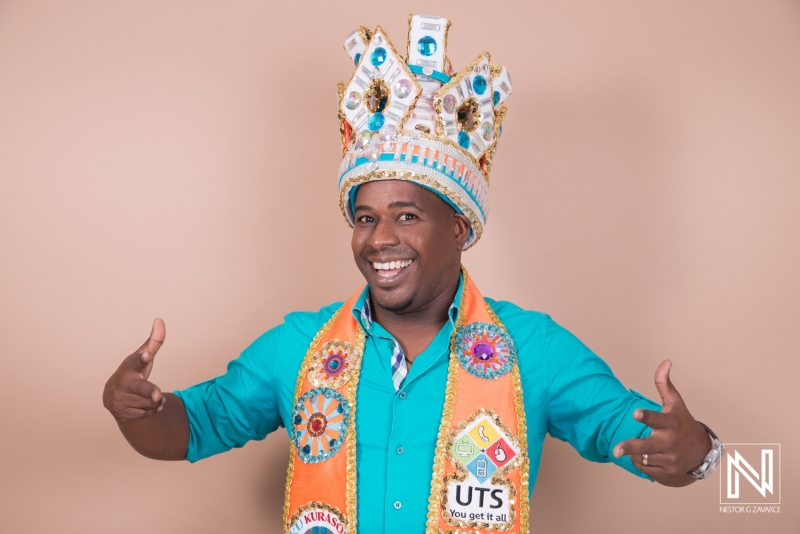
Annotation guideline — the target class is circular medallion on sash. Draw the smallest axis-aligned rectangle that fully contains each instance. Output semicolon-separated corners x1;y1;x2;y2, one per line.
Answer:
292;387;350;463
286;502;347;534
308;340;361;389
454;322;516;379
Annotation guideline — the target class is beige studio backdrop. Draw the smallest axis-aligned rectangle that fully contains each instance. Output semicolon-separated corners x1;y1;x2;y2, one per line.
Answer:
0;1;798;533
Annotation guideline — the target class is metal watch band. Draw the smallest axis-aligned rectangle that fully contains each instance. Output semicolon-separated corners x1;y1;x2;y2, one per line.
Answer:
687;420;724;479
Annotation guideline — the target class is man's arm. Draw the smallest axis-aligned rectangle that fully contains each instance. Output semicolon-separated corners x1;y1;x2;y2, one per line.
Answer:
614;360;714;487
102;319;189;460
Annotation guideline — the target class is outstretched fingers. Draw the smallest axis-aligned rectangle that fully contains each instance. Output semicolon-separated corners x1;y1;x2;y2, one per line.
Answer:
634;408;672;430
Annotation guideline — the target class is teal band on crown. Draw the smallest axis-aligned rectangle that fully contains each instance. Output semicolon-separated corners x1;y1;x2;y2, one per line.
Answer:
407;64;452;84
337;134;489;249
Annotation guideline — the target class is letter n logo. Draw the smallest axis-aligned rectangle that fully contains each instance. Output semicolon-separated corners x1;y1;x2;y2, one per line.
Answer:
720;443;780;505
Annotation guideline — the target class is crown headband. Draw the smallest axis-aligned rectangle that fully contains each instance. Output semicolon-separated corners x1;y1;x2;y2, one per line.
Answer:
336;14;513;249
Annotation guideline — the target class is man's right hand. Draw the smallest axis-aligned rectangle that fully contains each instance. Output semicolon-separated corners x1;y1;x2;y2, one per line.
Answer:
103;318;167;421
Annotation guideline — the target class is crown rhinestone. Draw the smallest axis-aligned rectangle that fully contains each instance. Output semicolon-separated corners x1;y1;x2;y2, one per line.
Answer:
364;144;382;160
417;36;437;56
442;94;456;114
345;91;361;110
472;75;488;95
458;130;470;149
371;47;387;66
378;124;397;142
353;53;361;66
394;79;412;99
368;112;385;131
355;130;372;149
481;121;493;141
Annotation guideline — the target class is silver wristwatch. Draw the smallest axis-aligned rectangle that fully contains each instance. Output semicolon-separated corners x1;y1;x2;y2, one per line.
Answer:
687;421;725;479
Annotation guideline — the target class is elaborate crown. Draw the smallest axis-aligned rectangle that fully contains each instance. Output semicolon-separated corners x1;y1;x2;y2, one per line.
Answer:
336;14;513;249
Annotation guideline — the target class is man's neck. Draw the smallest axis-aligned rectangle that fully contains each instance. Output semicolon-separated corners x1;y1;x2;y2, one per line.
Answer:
369;273;460;362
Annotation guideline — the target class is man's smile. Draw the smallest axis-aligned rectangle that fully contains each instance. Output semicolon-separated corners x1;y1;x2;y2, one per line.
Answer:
370;258;415;284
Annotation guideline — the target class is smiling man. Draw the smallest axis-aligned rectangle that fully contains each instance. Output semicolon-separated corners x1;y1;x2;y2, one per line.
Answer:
103;14;724;534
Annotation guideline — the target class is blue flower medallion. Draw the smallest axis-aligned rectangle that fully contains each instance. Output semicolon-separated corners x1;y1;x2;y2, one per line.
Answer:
454;322;517;379
292;387;350;463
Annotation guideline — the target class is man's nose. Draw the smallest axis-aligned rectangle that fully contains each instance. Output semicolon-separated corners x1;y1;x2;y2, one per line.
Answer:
370;218;400;248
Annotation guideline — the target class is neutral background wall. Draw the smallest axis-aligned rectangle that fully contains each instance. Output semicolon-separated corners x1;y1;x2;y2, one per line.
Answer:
1;1;798;532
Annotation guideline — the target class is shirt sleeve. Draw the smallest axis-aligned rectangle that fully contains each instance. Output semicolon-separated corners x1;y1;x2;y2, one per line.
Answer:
173;325;284;463
544;315;661;479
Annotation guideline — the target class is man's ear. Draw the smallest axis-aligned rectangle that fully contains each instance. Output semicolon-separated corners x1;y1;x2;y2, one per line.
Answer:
453;213;471;250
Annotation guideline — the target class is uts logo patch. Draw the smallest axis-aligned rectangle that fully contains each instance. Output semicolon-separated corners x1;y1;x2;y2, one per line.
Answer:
442;409;524;529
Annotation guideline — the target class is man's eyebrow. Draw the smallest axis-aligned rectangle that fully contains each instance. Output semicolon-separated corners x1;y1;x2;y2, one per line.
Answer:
388;200;424;210
353;204;372;212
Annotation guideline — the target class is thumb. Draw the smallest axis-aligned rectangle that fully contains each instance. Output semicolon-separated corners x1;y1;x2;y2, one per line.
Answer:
654;359;684;409
134;319;166;372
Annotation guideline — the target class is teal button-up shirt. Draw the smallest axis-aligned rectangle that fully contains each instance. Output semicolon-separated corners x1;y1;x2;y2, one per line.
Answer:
175;276;660;532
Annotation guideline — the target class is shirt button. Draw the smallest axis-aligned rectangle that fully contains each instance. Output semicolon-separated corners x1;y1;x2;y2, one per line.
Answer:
393;501;402;510
398;391;407;399
396;446;405;455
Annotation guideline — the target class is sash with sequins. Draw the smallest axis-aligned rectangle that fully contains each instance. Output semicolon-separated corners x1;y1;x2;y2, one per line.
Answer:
283;269;530;534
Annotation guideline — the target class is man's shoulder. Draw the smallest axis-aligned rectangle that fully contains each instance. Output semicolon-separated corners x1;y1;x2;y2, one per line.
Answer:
483;297;551;325
281;301;345;334
246;301;345;356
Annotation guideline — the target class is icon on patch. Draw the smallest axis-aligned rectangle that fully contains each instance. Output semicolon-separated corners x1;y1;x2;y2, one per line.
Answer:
489;437;516;468
451;434;481;464
467;453;498;483
468;421;500;447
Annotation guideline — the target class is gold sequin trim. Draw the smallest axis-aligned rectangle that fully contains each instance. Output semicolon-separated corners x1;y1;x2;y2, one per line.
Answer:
345;325;366;532
425;266;531;533
425;267;469;533
481;106;506;180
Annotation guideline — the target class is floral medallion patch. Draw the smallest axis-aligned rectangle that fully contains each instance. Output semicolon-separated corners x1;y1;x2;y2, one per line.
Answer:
292;387;350;464
308;340;361;389
454;322;516;379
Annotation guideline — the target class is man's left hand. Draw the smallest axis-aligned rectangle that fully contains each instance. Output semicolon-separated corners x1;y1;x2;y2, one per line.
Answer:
614;360;712;487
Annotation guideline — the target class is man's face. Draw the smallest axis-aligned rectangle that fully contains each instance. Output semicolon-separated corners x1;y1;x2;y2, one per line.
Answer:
351;180;470;313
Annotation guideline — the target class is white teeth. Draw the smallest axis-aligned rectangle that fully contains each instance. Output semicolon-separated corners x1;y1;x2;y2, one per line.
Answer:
372;259;413;271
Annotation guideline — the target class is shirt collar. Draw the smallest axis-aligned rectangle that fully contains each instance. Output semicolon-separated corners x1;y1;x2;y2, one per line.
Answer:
352;272;464;333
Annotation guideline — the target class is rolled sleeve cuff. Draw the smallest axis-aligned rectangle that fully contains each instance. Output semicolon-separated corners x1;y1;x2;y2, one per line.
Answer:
609;389;662;481
173;387;204;463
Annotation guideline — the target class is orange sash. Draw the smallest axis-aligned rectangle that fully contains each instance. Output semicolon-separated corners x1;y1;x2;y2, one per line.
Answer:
283;269;529;533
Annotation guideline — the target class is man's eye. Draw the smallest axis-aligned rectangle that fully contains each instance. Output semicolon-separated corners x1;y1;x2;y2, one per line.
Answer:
399;213;417;221
356;215;374;223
